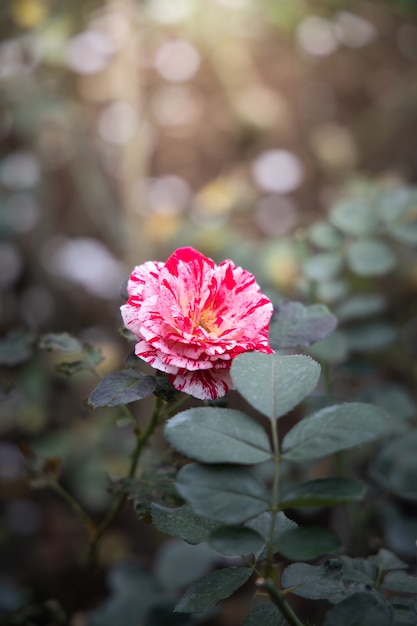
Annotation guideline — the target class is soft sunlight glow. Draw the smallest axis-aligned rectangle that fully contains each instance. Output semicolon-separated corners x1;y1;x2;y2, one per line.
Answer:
146;0;194;24
44;237;126;300
154;39;201;83
254;195;298;236
0;243;23;289
296;16;339;57
98;101;138;144
334;12;377;48
0;152;40;190
4;193;40;233
65;30;113;74
150;86;202;126
147;175;191;215
252;150;303;194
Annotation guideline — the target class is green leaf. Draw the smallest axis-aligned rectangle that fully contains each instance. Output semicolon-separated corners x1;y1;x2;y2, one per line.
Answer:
282;560;349;603
174;567;252;613
303;253;344;281
154;540;217;591
391;598;417;625
307;331;349;363
345;323;397;352
379;187;417;245
208;526;265;556
282;402;392;463
0;329;34;366
55;343;105;376
335;294;387;322
38;332;83;353
371;432;417;501
360;385;415;424
88;369;156;407
175;464;270;524
308;220;344;250
276;526;341;561
231;353;321;421
246;511;297;559
280;478;367;509
347;240;396;276
330;198;379;236
323;591;393;626
369;549;408;573
340;556;377;584
317;279;349;304
151;504;219;545
269;301;337;349
381;571;417;594
164;408;271;465
243;603;284;625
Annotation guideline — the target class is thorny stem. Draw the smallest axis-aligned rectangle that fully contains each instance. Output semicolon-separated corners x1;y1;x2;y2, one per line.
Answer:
88;396;164;567
258;579;306;626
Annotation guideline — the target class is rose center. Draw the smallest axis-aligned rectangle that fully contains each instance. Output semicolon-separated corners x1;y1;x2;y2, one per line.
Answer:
196;308;217;333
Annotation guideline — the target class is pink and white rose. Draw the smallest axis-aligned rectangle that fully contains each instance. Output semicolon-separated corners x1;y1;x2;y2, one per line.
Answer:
121;247;273;400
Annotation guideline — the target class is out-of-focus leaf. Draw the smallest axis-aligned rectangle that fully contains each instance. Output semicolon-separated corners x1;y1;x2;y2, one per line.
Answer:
371;432;417;501
308;220;344;250
323;591;393;626
269;301;337;349
154;539;217;591
347;240;396;276
330;199;379;236
335;294;387;322
308;331;349;363
0;330;34;366
38;332;83;353
88;369;156;407
243;603;284;625
345;323;397;352
303;253;344;281
174;567;252;614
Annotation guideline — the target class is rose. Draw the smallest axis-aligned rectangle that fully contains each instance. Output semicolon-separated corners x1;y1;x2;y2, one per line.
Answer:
121;247;274;400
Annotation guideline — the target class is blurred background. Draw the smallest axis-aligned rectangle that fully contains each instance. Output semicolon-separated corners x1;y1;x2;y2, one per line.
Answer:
1;0;417;623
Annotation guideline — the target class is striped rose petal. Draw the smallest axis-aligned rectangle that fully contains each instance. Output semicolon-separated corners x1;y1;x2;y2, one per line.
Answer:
121;247;273;400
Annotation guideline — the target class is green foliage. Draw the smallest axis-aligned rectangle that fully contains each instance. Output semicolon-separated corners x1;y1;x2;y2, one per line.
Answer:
88;369;156;407
282;402;392;462
372;431;417;501
243;603;285;625
151;504;219;545
231;352;321;420
269;301;337;349
276;527;341;561
280;477;367;509
164;407;272;464
208;525;265;556
175;464;270;524
346;240;397;276
0;329;35;366
323;591;393;626
174;567;252;614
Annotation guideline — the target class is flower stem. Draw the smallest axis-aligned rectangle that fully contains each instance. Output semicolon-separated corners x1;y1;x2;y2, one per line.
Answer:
267;418;280;567
89;396;163;566
49;480;95;538
260;579;305;626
